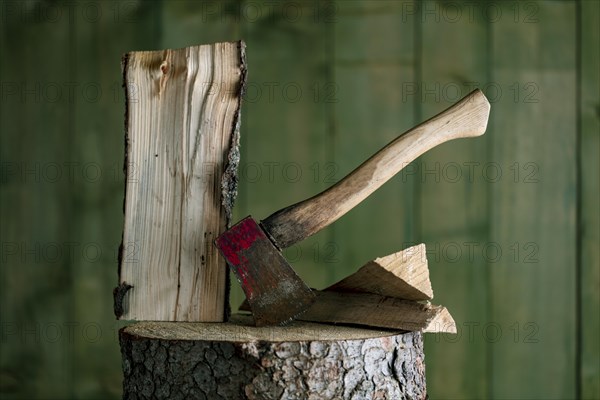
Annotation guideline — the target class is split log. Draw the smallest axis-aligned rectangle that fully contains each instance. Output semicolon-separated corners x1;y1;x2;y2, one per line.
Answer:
241;291;456;333
300;291;455;333
116;42;247;322
120;315;427;399
237;243;454;333
326;243;433;301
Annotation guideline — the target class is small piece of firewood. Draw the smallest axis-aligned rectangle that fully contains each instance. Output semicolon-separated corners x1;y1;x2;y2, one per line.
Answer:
240;291;456;333
326;244;433;301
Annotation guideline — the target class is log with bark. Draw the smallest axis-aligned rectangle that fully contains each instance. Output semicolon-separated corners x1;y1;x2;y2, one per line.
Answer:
120;316;427;399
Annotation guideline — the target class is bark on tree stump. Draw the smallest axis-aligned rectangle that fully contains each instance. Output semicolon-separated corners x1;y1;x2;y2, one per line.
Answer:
120;315;427;399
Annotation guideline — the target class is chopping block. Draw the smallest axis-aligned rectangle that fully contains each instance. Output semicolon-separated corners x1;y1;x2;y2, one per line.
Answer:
120;315;427;400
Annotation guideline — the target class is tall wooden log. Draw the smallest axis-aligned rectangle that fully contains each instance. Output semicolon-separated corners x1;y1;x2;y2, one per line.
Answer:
120;316;427;399
116;41;247;322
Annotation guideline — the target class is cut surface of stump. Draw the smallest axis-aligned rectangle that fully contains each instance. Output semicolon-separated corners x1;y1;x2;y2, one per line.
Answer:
117;42;246;322
120;315;427;399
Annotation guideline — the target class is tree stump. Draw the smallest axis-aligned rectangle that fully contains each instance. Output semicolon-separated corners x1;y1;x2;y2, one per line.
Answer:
120;316;427;399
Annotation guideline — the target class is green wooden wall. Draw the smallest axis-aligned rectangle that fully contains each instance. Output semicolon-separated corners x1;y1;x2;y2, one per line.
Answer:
1;1;598;399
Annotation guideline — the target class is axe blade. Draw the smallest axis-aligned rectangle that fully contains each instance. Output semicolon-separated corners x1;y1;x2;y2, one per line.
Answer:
215;216;315;326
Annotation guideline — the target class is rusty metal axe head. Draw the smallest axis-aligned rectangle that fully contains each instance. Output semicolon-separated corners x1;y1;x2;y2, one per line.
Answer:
215;216;315;326
215;89;490;327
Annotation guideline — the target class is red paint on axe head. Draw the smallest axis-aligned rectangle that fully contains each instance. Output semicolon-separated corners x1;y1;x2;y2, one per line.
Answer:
214;216;315;326
215;217;264;265
215;217;265;299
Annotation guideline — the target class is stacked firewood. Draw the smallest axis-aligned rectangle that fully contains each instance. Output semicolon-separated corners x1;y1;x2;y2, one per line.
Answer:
242;243;456;334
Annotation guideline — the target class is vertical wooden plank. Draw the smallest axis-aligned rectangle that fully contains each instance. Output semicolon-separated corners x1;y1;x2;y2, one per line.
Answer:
491;1;576;398
70;6;112;397
161;0;240;46
118;43;245;322
0;2;74;397
68;2;162;397
579;0;600;397
0;1;162;398
416;1;489;397
332;0;416;292
234;1;331;308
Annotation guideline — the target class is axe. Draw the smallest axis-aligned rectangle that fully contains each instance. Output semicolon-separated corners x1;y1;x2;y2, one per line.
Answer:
215;89;490;326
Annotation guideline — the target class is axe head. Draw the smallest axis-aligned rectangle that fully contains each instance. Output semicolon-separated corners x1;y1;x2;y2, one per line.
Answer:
215;216;315;326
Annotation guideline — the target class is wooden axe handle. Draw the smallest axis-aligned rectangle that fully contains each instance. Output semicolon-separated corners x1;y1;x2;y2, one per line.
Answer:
261;89;490;249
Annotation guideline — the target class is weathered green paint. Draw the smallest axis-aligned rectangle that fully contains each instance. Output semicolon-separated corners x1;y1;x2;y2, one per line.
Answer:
0;1;596;399
418;2;490;398
579;0;600;398
233;1;331;307
332;0;417;298
0;7;73;398
490;1;577;398
70;3;162;397
1;1;161;398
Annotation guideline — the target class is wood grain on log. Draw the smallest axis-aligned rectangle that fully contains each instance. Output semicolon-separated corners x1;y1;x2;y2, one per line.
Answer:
120;316;427;399
309;291;455;333
117;42;246;322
